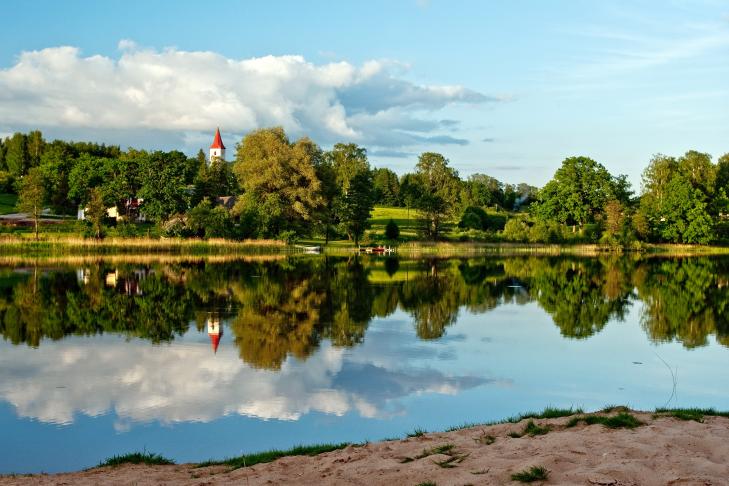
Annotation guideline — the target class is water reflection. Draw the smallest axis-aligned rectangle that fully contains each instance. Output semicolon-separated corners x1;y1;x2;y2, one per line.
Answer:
2;255;729;473
2;256;729;359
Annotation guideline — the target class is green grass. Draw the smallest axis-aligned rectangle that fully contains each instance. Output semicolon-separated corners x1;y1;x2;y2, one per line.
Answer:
98;451;175;467
511;465;549;483
653;407;729;422
407;427;427;438
196;442;352;470
566;412;642;429
508;420;550;439
0;193;17;215
415;482;437;486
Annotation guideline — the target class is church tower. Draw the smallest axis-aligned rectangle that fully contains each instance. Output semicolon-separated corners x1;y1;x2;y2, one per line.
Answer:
209;127;226;164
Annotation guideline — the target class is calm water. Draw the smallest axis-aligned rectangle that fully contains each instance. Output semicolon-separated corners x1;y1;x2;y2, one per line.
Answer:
0;255;728;473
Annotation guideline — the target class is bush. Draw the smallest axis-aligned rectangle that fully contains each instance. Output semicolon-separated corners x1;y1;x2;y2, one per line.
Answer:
502;218;530;242
528;221;561;243
582;223;602;242
385;219;400;240
459;206;487;230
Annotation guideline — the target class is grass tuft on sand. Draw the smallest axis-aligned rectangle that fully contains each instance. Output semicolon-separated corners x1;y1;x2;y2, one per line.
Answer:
197;443;353;470
567;412;642;429
511;465;549;482
654;407;729;422
98;452;175;467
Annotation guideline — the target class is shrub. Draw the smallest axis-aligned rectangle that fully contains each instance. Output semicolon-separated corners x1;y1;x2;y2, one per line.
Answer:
459;206;488;230
502;218;530;242
385;219;400;240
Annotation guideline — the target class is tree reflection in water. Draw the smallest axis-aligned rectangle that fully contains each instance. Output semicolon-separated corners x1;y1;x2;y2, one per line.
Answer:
0;255;728;369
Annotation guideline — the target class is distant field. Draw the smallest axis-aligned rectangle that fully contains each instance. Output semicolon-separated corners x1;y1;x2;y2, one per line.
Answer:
369;206;421;238
0;193;17;215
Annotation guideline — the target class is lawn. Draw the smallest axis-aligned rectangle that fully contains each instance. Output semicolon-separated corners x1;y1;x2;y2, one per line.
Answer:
369;206;422;238
0;193;17;215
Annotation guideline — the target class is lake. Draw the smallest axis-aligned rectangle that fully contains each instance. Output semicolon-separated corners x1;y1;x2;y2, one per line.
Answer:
0;254;727;473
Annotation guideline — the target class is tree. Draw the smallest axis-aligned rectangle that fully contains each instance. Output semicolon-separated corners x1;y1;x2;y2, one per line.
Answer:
413;152;461;239
532;156;630;228
138;151;193;222
339;171;374;245
326;143;369;194
86;187;107;239
5;133;29;178
385;219;400;240
233;127;323;237
17;168;46;240
372;167;400;205
26;130;45;168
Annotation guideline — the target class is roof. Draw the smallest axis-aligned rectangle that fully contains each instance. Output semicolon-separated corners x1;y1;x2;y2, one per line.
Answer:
210;128;226;150
209;332;221;354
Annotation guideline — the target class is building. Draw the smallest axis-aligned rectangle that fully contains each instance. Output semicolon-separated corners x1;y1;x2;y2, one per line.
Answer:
209;127;226;164
207;316;222;354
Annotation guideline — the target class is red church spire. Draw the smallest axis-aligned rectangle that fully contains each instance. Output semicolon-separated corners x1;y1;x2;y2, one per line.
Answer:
209;333;221;354
210;127;226;150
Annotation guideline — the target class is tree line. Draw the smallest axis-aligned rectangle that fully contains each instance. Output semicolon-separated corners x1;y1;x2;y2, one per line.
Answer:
2;128;727;244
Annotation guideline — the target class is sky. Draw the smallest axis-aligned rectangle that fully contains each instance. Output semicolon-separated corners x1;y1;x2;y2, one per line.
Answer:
1;0;728;188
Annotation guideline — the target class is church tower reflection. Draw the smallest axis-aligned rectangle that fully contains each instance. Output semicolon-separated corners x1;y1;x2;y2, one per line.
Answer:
207;315;222;354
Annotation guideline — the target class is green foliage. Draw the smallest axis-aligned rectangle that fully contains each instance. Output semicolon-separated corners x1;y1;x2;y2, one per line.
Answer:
372;167;400;205
413;152;461;239
234;128;323;237
86;187;107;239
17;167;46;240
98;451;174;467
654;407;729;422
186;199;235;239
0;192;17;215
568;412;642;429
138;151;194;223
198;443;352;470
338;170;375;246
511;465;549;483
532;156;629;226
502;218;530;242
407;427;427;438
385;218;400;240
509;420;550;438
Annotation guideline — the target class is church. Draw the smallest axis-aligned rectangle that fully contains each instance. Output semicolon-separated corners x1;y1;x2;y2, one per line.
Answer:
209;127;226;164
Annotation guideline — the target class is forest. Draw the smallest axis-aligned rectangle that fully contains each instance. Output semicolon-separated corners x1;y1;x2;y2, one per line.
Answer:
1;127;728;245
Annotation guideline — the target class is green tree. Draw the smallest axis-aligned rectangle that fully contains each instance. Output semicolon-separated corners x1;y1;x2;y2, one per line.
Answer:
385;219;400;240
326;143;369;193
5;132;29;178
339;171;374;245
26;130;45;168
413;152;461;239
138;151;192;222
532;156;630;229
233;128;323;237
17;167;46;240
86;187;107;239
372;167;400;205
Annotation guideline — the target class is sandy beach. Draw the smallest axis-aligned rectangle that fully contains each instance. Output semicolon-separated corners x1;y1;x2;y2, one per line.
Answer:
3;410;727;485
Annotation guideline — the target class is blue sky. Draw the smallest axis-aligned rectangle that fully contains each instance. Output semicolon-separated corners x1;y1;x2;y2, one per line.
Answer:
1;0;728;188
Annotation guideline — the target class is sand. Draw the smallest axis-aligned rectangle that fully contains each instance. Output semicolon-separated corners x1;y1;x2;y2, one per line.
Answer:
3;411;728;485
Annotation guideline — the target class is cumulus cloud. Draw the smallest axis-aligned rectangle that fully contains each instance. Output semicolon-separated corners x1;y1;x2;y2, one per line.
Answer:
0;328;490;426
0;44;497;150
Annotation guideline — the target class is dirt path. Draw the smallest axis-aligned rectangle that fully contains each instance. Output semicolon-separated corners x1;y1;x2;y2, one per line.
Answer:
3;411;728;485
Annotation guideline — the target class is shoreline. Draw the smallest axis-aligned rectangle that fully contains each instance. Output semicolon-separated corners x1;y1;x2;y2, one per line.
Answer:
2;407;728;484
1;236;729;258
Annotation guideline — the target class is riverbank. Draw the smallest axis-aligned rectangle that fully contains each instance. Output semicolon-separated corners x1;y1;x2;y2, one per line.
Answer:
3;234;729;258
3;408;727;485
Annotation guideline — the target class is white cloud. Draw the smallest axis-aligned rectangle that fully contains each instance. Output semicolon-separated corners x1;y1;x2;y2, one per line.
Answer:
0;328;488;426
0;44;497;149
